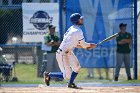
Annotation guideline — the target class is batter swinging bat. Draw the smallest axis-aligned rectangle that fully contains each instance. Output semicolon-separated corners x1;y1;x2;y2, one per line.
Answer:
96;33;119;45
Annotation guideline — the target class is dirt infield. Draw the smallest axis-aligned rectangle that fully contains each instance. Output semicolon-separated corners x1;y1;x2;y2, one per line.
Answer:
1;86;140;93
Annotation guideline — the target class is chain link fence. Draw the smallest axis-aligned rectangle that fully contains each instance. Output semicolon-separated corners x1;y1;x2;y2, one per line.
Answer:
0;0;61;83
0;0;136;83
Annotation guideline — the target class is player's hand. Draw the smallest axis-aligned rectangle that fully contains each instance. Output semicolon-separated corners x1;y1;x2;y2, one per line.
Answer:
54;42;60;46
90;43;96;48
47;42;54;46
76;45;83;48
86;43;96;50
121;39;132;44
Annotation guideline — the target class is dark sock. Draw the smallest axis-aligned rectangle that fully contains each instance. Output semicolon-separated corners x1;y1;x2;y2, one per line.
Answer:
49;72;64;80
69;71;78;84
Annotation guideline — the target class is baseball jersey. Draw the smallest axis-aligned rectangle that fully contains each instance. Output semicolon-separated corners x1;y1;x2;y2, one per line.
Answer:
116;32;132;53
44;33;59;53
59;25;84;52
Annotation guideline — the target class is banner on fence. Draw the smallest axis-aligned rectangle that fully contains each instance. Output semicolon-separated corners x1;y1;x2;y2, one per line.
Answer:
22;3;59;42
66;0;134;68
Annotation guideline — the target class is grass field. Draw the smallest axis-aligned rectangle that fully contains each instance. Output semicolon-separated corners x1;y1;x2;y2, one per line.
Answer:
1;64;140;84
1;64;140;93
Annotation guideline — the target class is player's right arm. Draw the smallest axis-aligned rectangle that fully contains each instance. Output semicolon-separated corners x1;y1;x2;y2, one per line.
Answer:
76;31;96;49
78;40;96;49
44;35;54;46
117;33;132;45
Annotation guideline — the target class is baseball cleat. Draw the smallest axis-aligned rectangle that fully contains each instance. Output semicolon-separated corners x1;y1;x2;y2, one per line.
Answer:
44;71;50;86
67;83;82;89
128;76;132;80
114;77;118;81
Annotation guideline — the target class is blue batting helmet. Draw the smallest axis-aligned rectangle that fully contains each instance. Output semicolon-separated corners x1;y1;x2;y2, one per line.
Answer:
70;13;83;24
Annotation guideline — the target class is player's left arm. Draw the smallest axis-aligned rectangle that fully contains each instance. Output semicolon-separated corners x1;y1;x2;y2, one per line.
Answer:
54;36;60;46
44;35;54;46
121;33;132;44
121;39;132;44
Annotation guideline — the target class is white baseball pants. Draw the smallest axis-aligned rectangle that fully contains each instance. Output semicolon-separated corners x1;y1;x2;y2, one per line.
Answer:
56;50;81;79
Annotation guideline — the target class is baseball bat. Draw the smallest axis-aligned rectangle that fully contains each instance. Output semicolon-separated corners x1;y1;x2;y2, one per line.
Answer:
96;33;119;45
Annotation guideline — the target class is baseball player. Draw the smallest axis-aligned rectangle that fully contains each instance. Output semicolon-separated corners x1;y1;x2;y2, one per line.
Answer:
44;13;96;89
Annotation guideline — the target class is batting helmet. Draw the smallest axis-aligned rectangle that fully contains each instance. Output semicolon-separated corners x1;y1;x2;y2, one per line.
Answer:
70;13;83;24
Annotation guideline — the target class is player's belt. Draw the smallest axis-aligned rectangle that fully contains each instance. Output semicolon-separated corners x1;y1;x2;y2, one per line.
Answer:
58;48;62;51
57;48;69;54
56;48;62;53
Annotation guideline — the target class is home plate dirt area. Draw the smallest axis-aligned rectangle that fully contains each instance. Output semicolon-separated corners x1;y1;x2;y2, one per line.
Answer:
0;86;140;93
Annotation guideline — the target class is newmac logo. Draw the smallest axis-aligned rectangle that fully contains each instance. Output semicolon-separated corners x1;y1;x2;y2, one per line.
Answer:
30;11;53;30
